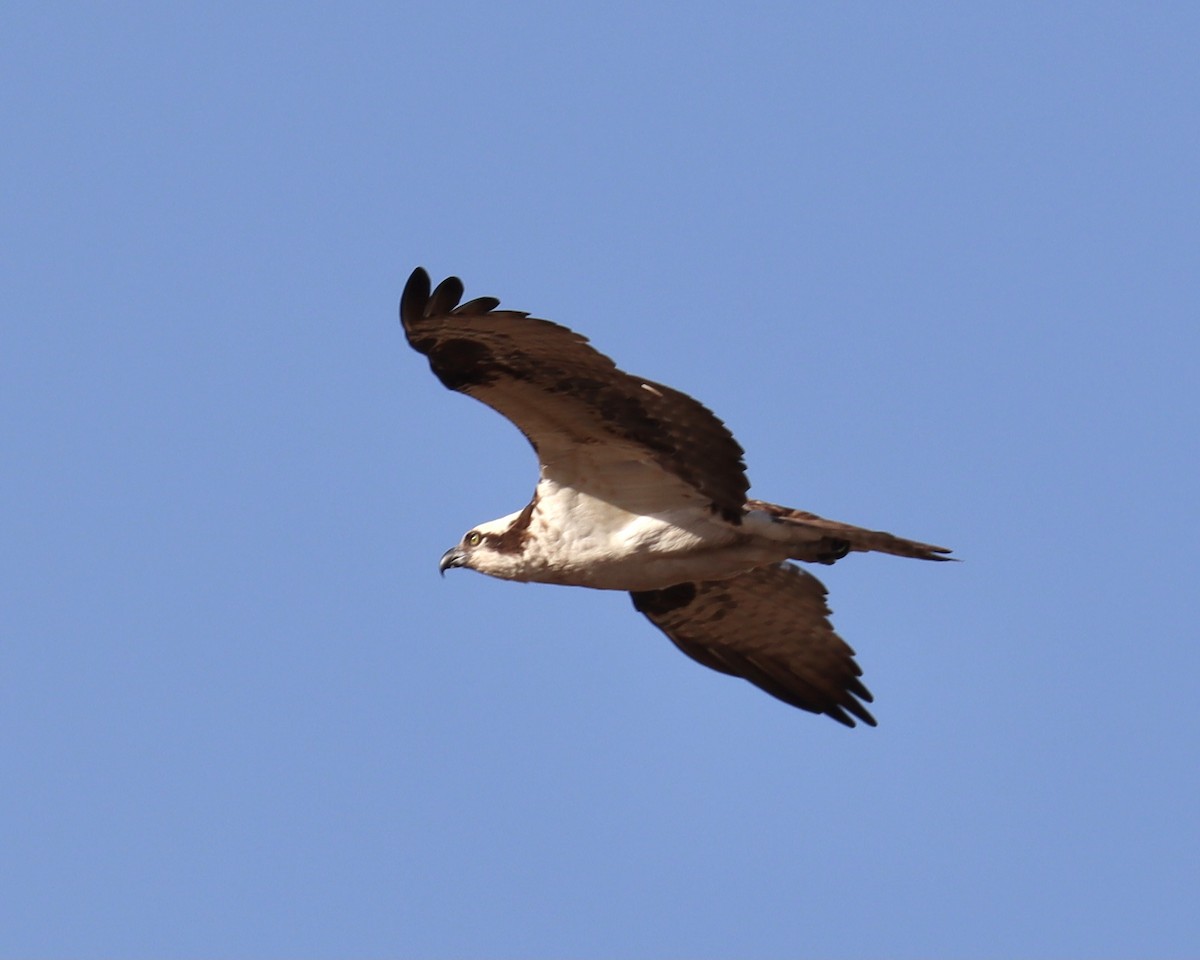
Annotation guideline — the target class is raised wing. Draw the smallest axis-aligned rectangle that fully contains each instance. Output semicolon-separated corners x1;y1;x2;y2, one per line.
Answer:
401;267;748;522
631;563;876;727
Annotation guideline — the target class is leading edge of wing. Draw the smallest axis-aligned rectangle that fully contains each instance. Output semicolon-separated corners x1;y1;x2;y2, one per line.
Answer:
399;267;750;522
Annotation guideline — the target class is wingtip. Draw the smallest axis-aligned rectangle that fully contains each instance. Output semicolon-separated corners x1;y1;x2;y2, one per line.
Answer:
827;698;877;728
427;274;465;317
400;267;431;328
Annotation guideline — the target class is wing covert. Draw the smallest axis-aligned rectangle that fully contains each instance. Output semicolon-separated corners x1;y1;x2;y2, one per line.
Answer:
631;563;877;727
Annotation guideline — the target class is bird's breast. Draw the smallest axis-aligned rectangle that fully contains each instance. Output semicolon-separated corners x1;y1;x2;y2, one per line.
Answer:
509;486;787;591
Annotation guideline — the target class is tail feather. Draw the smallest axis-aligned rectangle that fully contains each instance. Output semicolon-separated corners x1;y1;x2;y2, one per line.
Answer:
746;498;954;564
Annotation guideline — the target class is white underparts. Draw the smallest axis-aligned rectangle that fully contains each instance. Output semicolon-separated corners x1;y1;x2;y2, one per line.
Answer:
462;476;793;592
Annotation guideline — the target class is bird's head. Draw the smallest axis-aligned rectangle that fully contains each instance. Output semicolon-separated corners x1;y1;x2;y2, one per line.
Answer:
438;529;482;576
438;510;531;581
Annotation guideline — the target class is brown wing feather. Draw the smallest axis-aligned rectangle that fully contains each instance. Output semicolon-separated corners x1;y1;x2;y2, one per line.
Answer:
401;267;748;521
631;564;876;727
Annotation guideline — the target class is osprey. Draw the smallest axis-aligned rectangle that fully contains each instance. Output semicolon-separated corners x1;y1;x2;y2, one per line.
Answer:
401;267;951;727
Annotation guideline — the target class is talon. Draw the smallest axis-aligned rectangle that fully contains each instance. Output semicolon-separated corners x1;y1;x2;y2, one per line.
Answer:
818;539;851;565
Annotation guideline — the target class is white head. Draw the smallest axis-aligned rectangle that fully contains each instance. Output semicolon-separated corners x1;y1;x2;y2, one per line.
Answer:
438;506;535;582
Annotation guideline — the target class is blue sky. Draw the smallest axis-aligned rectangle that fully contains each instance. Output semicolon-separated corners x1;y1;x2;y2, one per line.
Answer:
3;3;1197;957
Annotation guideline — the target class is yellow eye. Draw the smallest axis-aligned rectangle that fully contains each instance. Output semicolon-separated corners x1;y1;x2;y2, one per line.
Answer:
464;531;483;547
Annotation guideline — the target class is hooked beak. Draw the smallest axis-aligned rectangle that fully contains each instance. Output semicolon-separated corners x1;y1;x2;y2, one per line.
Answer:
438;547;466;577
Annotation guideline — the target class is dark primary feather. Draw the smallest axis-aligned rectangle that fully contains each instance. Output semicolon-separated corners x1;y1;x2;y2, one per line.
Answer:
400;267;749;521
631;563;876;727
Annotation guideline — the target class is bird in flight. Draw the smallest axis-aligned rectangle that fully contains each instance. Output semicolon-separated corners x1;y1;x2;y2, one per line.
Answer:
400;268;951;727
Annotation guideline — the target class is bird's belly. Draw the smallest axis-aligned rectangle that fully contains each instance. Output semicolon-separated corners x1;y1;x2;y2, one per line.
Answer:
522;516;789;591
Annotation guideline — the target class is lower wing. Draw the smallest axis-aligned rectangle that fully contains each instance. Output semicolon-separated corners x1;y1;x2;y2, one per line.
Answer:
631;562;876;727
